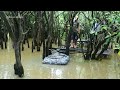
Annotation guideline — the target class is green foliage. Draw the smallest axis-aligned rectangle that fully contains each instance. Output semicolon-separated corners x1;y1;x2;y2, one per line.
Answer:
101;25;107;30
1;11;120;45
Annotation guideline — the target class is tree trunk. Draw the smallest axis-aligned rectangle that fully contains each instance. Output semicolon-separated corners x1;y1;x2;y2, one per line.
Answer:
5;42;7;49
42;29;46;59
65;32;70;55
45;40;49;57
117;37;119;43
96;39;111;60
27;39;30;48
32;41;34;53
89;34;94;59
14;42;24;77
65;25;70;55
22;43;24;51
58;30;61;46
14;42;21;65
91;38;107;59
1;39;3;49
37;44;40;51
4;34;7;49
84;41;91;60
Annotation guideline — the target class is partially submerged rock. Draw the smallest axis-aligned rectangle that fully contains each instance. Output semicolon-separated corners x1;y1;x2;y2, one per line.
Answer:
42;51;70;65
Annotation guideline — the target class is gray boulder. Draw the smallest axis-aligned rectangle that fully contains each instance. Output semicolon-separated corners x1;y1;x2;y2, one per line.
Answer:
42;51;70;65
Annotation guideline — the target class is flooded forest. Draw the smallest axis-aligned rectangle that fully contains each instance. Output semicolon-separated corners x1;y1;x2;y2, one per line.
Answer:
0;11;120;79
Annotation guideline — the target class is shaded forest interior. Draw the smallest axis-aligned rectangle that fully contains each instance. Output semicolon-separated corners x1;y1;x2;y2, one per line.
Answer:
0;11;120;77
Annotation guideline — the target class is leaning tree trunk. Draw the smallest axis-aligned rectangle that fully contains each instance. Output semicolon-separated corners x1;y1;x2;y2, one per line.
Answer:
92;31;120;60
91;37;107;59
0;11;24;77
85;33;96;60
96;39;111;60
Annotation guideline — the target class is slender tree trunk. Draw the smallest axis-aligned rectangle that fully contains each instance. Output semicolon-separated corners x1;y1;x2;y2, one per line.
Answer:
5;41;7;49
27;39;30;48
32;41;34;52
89;34;94;59
14;42;24;77
66;31;71;55
65;25;70;55
1;39;3;49
4;34;7;49
14;42;21;66
84;41;91;60
117;37;119;43
22;43;24;51
58;29;62;46
45;39;49;57
91;38;107;59
42;39;46;59
96;39;111;60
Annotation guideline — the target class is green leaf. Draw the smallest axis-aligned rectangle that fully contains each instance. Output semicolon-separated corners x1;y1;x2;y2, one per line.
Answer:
101;25;107;30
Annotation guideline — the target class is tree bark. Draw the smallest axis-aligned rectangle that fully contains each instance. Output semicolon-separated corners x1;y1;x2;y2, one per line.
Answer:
91;37;107;59
96;39;111;60
14;42;22;67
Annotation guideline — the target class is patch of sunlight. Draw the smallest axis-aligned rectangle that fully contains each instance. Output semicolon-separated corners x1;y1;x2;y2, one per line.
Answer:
118;51;120;56
3;71;8;79
51;68;63;79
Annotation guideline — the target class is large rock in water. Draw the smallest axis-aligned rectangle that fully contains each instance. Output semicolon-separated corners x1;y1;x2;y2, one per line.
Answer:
42;51;70;65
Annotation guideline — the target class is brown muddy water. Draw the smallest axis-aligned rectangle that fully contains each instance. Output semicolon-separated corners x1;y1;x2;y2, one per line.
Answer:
0;39;120;79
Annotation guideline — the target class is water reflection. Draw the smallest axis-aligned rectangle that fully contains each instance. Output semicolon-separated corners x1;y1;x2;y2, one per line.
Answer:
0;39;120;79
51;68;63;79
